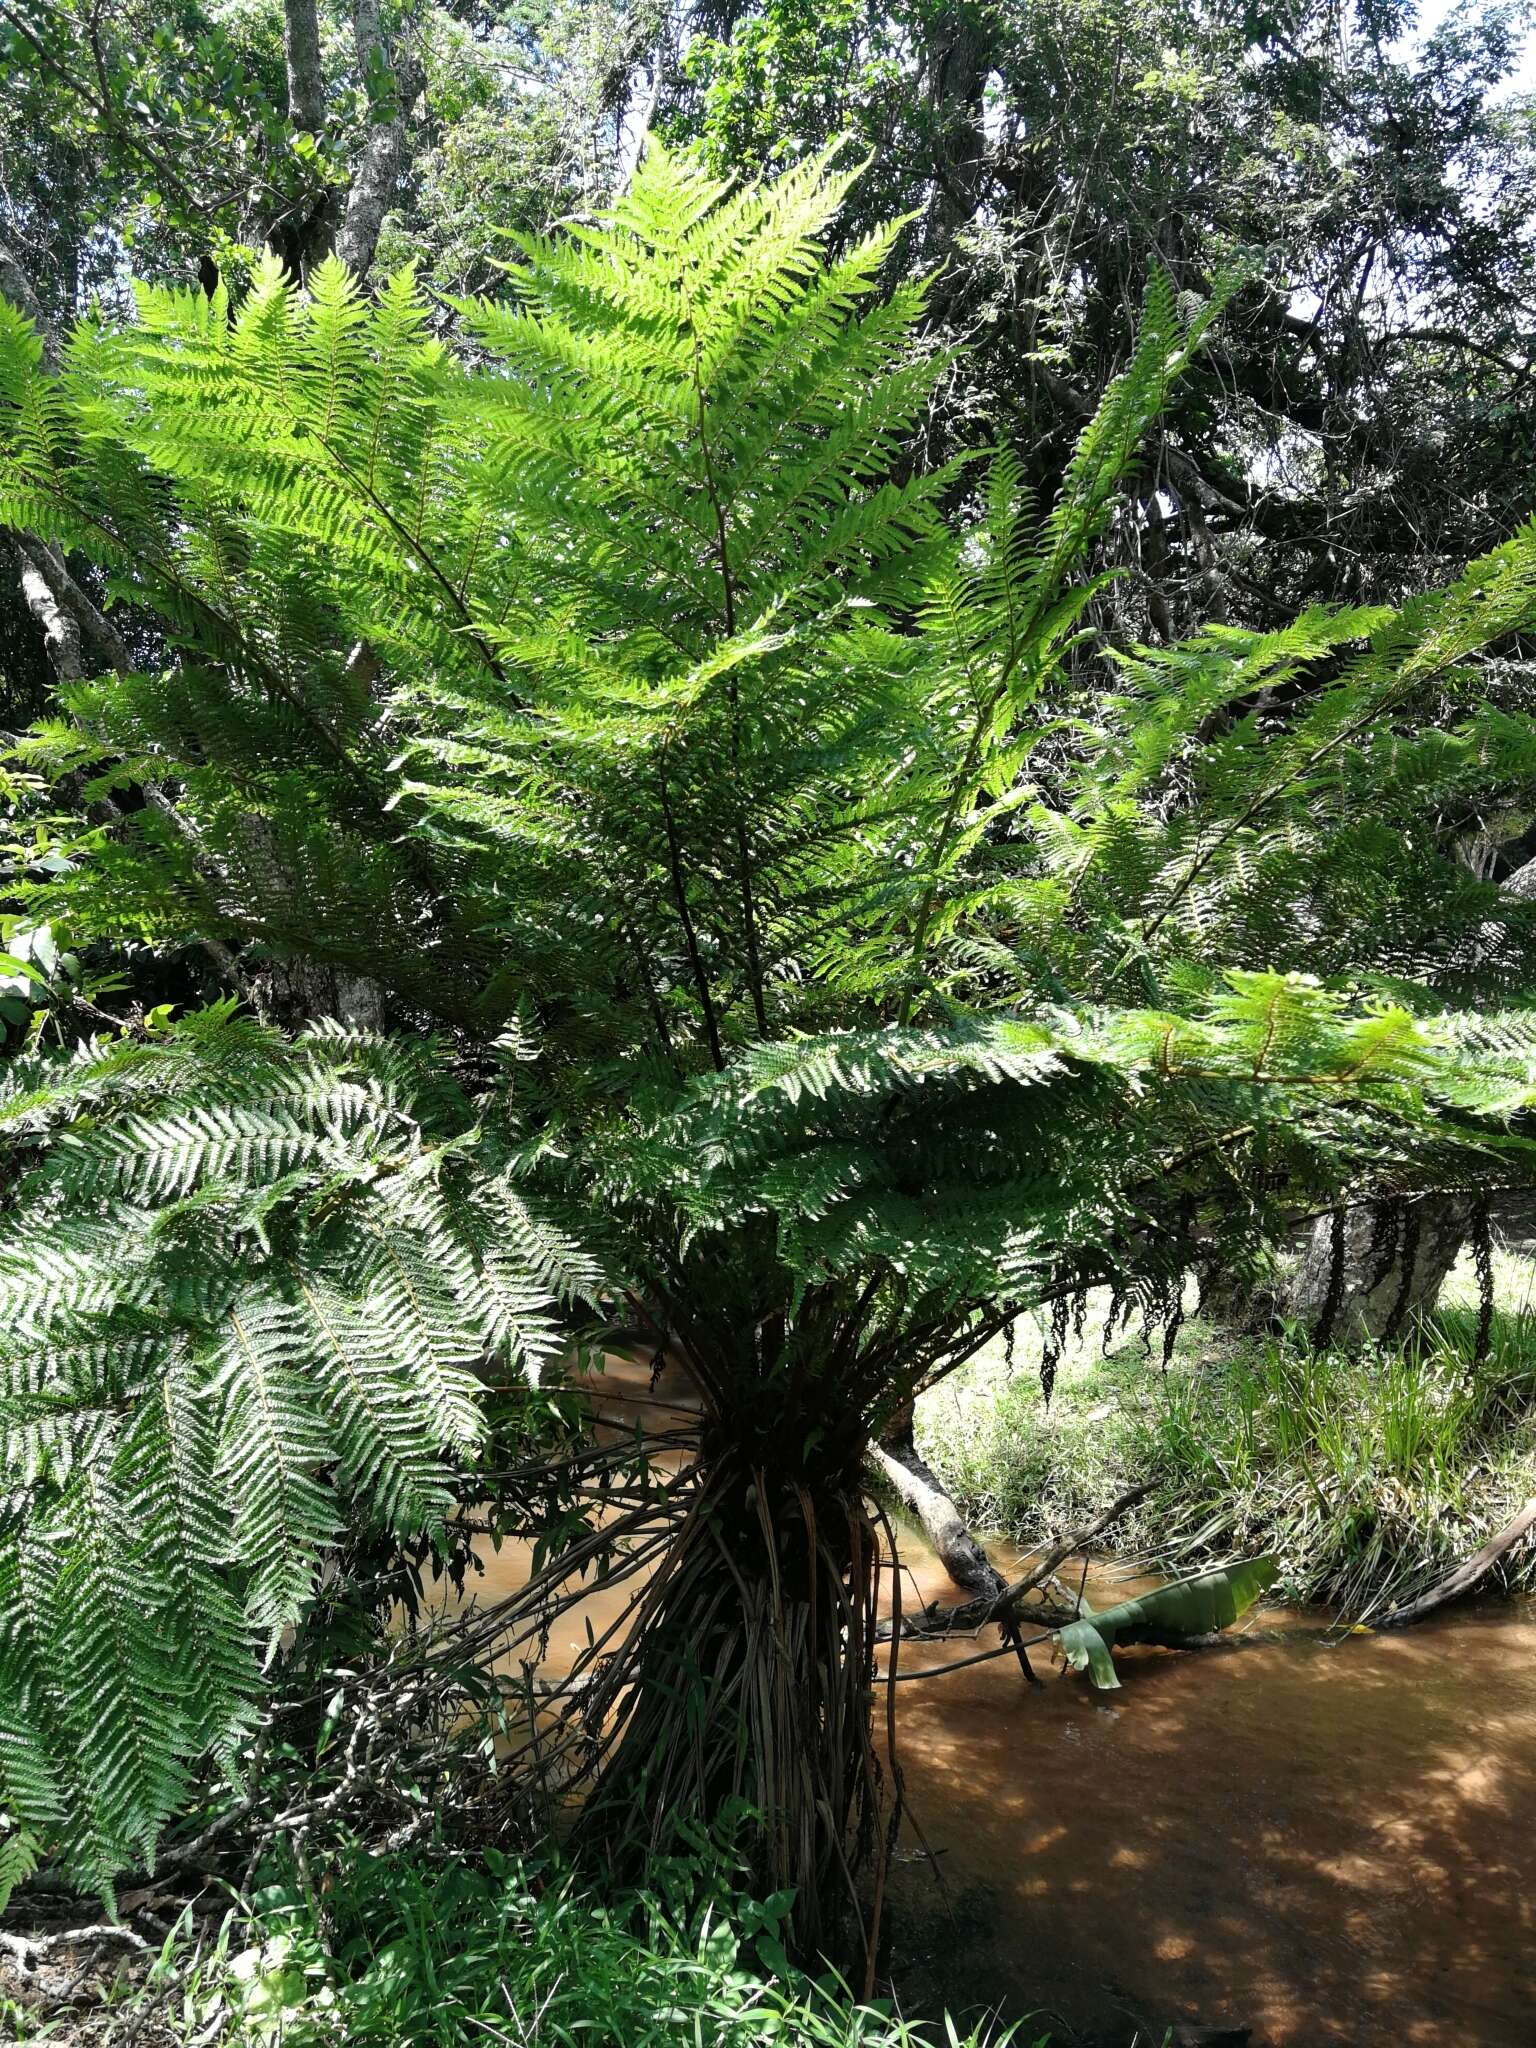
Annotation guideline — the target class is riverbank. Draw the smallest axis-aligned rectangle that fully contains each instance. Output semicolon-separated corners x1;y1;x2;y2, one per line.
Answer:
915;1251;1536;1619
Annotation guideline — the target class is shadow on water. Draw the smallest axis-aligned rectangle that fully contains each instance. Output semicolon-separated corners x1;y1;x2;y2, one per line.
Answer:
884;1540;1536;2048
454;1361;1536;2048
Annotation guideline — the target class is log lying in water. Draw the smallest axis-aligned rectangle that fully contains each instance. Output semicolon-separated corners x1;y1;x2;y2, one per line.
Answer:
868;1412;1006;1599
887;1481;1155;1640
1378;1498;1536;1629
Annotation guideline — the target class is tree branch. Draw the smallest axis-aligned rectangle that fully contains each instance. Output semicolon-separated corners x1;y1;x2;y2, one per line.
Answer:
903;1481;1155;1640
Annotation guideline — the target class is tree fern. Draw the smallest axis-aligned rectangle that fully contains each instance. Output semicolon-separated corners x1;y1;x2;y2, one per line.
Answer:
0;1013;587;1886
0;142;1534;1913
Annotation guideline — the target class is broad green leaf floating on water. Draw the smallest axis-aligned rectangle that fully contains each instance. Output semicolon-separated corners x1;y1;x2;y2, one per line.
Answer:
1052;1556;1279;1690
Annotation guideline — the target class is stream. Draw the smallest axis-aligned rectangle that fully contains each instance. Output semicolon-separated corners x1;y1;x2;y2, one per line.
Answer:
885;1540;1536;2046
453;1357;1536;2047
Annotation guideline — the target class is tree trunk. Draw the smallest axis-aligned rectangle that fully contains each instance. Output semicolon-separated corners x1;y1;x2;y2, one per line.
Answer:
920;4;994;268
10;540;82;680
282;0;326;135
334;119;407;281
333;0;418;282
868;1403;1003;1598
262;959;387;1030
574;1454;885;1969
1285;1195;1476;1344
1;245;136;686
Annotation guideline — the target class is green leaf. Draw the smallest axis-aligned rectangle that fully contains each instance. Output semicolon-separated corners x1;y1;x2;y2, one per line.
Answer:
0;1824;39;1913
1053;1557;1279;1689
1054;1618;1121;1689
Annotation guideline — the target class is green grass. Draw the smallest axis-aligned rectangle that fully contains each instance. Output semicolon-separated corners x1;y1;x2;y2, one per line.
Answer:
917;1250;1536;1620
144;1845;1040;2048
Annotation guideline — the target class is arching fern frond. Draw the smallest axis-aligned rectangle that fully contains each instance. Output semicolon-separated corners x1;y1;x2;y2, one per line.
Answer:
0;1012;595;1888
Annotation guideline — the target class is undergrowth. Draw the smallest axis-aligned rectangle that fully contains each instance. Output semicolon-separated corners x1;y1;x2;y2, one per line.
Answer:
0;1833;1040;2046
135;1845;1037;2048
918;1251;1536;1619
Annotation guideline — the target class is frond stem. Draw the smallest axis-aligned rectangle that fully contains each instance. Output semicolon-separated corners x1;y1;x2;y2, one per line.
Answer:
688;310;768;1037
656;761;725;1071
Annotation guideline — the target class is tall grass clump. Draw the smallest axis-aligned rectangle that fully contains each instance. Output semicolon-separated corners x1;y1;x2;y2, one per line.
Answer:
919;1260;1536;1619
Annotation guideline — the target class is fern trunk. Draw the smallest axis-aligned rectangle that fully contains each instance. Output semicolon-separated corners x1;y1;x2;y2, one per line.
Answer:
574;1441;890;1967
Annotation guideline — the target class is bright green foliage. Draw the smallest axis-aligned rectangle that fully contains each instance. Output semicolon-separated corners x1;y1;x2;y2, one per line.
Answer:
0;1009;590;1886
0;143;1534;1886
4;140;1528;1042
584;987;1536;1373
0;142;1219;1046
1052;1556;1278;1691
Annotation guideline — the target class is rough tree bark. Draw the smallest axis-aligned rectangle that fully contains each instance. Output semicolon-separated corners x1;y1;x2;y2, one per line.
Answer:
9;541;82;680
282;0;326;135
333;0;418;281
270;0;343;279
1284;1195;1478;1343
275;0;421;283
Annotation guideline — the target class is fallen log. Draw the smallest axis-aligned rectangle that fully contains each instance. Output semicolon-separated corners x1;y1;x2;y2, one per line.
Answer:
0;1924;150;1972
1378;1498;1536;1628
896;1481;1154;1640
868;1411;1006;1599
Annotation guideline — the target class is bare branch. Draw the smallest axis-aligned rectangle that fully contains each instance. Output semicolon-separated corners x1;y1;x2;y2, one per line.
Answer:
0;1924;151;1970
17;537;132;673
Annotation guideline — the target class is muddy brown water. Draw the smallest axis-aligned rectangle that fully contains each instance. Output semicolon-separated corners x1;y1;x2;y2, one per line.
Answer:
450;1358;1536;2048
886;1542;1536;2047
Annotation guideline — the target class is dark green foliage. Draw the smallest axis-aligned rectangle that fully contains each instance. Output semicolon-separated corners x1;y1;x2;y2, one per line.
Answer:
671;0;1536;625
